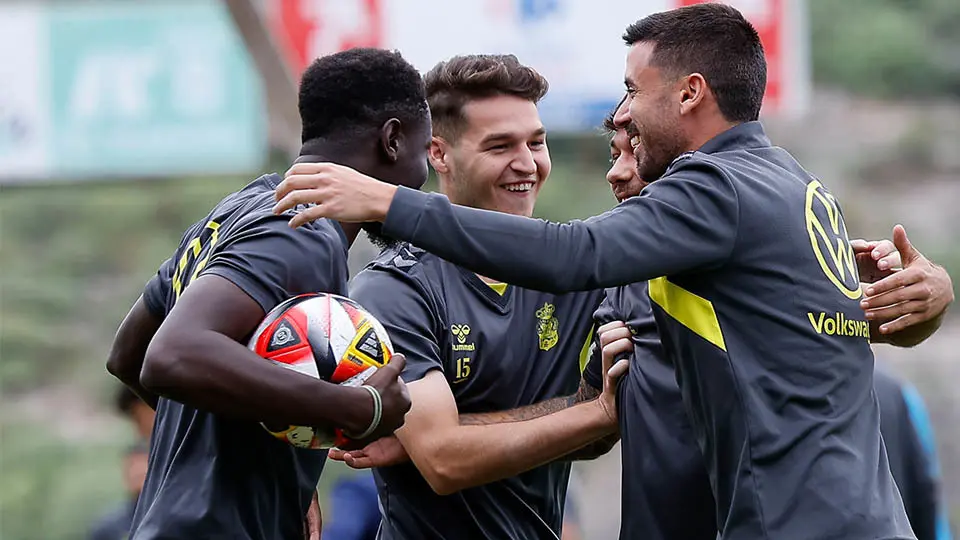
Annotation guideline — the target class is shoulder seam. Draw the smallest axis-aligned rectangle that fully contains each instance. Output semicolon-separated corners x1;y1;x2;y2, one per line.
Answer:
674;154;742;266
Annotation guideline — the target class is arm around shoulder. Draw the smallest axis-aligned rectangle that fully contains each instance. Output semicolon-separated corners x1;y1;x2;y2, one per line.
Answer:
382;163;739;292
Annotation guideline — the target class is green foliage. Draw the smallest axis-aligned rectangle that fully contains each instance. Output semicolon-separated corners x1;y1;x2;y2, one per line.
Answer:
810;0;960;98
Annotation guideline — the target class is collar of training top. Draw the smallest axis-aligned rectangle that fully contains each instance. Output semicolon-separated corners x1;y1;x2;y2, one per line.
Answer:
697;121;771;155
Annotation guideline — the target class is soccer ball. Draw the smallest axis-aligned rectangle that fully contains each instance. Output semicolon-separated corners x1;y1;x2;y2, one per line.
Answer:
247;293;393;449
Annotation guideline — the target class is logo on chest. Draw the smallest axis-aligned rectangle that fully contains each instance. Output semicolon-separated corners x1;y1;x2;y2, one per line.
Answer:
450;324;475;352
535;303;560;351
450;323;475;383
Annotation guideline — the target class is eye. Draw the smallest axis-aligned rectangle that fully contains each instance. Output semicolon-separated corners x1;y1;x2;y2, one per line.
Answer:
529;140;545;149
609;151;621;165
489;144;509;152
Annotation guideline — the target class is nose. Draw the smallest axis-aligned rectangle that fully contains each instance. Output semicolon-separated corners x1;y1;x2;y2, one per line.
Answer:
511;146;537;177
606;165;628;185
613;95;632;128
606;158;632;186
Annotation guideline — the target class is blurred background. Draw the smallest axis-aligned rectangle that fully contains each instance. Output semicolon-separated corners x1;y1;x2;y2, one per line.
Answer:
0;0;957;538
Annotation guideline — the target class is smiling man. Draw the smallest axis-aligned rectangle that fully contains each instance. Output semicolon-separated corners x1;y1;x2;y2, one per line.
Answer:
347;55;619;540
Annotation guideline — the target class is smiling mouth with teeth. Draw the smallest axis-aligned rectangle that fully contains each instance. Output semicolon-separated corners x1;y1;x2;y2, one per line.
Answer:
503;182;535;193
626;123;641;151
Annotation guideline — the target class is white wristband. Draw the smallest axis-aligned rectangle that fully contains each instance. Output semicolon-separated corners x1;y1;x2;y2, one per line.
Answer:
348;385;382;440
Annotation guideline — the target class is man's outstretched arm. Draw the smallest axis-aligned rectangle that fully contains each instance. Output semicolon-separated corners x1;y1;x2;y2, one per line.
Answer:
276;161;740;293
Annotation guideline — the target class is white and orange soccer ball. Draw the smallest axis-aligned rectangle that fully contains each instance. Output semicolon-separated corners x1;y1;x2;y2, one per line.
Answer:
247;293;393;449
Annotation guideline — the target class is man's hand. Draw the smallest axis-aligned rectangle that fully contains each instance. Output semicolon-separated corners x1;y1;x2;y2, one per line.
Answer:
303;490;321;540
340;354;412;450
861;224;954;337
329;435;411;469
596;321;631;425
851;237;901;284
273;163;398;228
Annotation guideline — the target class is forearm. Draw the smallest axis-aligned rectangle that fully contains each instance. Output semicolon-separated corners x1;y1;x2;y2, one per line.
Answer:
554;384;618;461
140;330;371;432
382;188;728;292
417;399;615;494
106;297;161;408
459;380;598;425
871;312;944;348
459;382;615;461
561;433;620;461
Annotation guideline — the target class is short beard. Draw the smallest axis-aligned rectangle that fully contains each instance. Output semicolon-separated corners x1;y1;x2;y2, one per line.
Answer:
362;222;397;250
636;128;685;182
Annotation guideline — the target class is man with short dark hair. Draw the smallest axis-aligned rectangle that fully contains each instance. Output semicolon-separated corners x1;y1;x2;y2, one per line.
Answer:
598;105;953;540
341;54;621;540
106;48;427;539
273;5;954;539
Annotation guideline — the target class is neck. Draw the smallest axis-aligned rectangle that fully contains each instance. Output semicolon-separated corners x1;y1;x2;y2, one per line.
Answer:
298;136;359;160
296;141;371;247
437;174;454;198
685;118;740;153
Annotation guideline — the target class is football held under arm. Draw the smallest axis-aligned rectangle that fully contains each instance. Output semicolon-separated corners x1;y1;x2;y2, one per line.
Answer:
139;219;374;433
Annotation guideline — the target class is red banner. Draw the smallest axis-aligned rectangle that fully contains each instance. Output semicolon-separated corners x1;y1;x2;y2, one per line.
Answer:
676;0;784;114
271;0;384;76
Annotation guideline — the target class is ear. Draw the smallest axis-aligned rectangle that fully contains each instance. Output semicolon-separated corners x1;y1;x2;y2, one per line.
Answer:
379;118;403;163
679;73;708;116
428;136;450;174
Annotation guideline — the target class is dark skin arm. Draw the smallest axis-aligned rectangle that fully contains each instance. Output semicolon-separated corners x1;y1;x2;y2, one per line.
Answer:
106;296;163;409
139;274;375;432
460;378;619;461
854;226;954;347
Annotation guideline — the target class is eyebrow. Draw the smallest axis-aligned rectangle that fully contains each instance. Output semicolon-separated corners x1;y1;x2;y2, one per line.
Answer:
480;127;547;145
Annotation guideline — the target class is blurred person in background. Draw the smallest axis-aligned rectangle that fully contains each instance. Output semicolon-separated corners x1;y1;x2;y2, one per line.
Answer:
88;442;149;540
561;473;584;540
323;472;381;540
105;48;425;540
875;367;954;540
115;386;155;441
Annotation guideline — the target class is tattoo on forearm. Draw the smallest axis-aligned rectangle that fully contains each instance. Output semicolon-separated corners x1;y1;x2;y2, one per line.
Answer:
459;377;600;426
575;378;600;403
460;395;575;425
